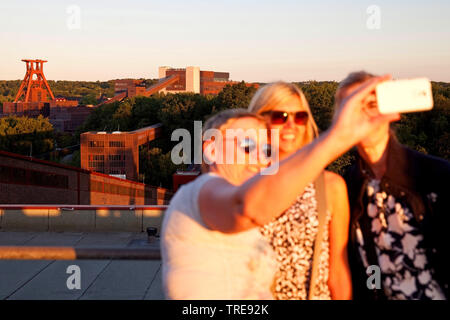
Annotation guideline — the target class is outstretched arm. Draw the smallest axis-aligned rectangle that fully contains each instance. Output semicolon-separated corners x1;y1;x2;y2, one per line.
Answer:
199;75;399;233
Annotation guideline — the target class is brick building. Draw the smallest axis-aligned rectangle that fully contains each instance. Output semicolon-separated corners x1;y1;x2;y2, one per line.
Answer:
114;79;148;98
96;66;259;108
1;101;50;117
80;124;162;181
49;105;94;132
0;150;172;205
158;66;234;95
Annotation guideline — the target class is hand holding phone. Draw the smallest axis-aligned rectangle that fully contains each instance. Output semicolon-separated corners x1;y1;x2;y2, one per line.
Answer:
376;78;434;114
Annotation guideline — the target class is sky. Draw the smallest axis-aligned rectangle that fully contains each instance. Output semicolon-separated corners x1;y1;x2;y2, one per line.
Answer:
1;0;449;82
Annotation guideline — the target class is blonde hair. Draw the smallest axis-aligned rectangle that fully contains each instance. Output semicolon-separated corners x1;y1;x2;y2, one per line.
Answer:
248;81;319;146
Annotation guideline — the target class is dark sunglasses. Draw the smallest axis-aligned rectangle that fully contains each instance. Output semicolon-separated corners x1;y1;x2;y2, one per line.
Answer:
238;138;272;158
263;110;309;125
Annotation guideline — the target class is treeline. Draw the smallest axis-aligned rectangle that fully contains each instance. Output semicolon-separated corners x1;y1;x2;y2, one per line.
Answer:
76;82;257;187
77;81;450;188
0;115;81;164
0;115;54;156
0;80;114;105
0;79;158;105
395;82;450;160
0;81;448;189
299;81;450;173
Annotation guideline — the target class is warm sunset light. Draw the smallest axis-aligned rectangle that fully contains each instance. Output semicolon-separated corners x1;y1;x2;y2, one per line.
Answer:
0;0;448;312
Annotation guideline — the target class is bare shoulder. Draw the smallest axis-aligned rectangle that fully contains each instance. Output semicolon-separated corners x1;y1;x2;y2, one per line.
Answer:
324;170;347;195
323;171;349;217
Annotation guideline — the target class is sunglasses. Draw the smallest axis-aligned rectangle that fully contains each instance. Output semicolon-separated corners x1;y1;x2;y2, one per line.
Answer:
238;138;272;158
263;110;309;125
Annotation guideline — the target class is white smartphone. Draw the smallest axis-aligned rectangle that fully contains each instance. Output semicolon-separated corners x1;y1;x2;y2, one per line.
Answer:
376;78;434;114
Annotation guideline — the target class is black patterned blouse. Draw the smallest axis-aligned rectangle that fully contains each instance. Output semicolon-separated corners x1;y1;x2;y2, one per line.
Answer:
362;179;445;300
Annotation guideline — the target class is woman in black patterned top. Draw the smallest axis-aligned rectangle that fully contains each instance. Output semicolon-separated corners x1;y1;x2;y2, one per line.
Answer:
249;82;353;300
337;71;449;300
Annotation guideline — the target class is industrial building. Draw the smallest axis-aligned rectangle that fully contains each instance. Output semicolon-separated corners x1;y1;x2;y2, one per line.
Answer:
114;79;148;97
49;105;94;132
95;75;180;106
1;59;79;118
112;67;236;98
158;66;242;95
1;61;258;116
0;150;172;205
97;66;259;107
80;124;162;181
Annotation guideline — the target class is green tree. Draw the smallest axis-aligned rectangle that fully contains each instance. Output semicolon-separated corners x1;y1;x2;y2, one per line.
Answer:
68;150;81;167
74;80;450;187
214;81;257;112
0;115;54;156
80;93;98;105
297;81;338;132
140;147;180;189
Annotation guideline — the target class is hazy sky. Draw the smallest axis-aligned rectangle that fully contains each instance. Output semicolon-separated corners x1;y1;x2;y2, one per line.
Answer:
1;0;449;82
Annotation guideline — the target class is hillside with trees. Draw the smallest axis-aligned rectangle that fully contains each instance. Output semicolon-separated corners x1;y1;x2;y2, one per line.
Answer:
76;81;450;187
0;79;158;104
75;82;257;186
0;115;54;157
0;80;448;189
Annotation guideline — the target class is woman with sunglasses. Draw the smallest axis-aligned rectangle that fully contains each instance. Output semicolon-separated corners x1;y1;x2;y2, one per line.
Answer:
162;109;278;300
248;82;353;300
161;76;400;299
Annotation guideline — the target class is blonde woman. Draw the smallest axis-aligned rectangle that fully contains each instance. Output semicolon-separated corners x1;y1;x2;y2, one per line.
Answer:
161;76;399;299
248;82;352;300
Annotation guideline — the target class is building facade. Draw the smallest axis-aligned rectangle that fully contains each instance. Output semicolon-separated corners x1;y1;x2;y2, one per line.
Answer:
0;150;172;205
158;66;236;95
49;105;94;132
114;79;148;98
80;124;162;181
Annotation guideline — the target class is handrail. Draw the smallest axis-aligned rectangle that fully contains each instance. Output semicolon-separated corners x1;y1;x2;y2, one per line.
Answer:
0;205;168;210
0;246;161;260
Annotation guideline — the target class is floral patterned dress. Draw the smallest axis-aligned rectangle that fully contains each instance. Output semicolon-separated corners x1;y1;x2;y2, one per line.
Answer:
362;179;445;300
260;183;331;300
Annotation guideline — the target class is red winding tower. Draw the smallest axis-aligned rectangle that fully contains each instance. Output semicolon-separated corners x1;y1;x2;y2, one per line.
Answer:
14;59;55;103
2;59;78;118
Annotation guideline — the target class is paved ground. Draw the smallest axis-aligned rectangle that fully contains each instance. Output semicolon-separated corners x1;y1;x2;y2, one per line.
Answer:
0;231;164;300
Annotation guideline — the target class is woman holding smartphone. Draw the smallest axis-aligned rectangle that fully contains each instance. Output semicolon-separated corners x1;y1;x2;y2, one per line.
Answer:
249;82;352;299
161;75;399;299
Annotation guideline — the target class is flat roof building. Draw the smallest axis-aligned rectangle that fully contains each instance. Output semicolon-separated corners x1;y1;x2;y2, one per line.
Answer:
97;66;259;107
158;66;240;95
80;124;162;182
114;79;148;97
49;105;95;132
0;150;172;205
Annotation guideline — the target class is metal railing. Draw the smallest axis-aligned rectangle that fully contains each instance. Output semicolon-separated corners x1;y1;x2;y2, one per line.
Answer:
0;205;168;233
0;246;161;260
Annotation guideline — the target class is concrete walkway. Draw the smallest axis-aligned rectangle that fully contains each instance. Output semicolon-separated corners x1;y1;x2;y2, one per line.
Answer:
0;231;164;300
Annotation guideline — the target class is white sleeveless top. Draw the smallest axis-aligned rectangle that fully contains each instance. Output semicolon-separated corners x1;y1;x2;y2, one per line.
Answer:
161;173;278;300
